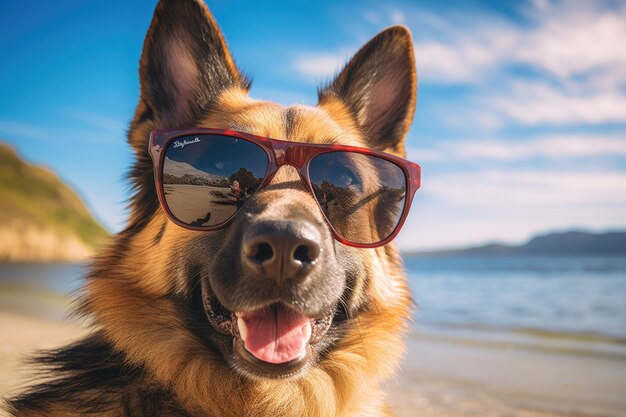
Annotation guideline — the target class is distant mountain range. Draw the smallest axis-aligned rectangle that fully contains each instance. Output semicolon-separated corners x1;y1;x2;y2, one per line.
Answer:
0;141;108;262
405;230;626;257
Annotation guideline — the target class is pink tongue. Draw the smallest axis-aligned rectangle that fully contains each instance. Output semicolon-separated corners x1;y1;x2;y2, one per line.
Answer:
238;305;311;364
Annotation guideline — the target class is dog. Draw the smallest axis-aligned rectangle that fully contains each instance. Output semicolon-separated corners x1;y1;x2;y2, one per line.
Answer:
6;0;417;415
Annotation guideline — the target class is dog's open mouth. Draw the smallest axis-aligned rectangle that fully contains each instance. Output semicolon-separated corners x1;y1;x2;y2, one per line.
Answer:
202;293;333;377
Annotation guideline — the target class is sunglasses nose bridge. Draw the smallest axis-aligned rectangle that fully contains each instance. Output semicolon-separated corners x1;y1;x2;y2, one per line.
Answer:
262;143;312;193
283;145;308;169
269;141;308;169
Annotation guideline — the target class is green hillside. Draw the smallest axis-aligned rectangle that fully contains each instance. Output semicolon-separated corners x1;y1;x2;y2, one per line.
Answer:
0;141;108;262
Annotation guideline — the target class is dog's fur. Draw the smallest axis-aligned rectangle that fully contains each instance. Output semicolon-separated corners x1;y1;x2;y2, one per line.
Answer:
6;1;417;416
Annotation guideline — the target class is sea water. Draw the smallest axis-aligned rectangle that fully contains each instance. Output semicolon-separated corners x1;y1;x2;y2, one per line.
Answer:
1;256;625;347
405;255;626;357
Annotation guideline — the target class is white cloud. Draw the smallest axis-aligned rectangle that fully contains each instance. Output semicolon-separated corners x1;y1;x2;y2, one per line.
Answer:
360;2;626;88
425;169;626;207
396;200;626;251
411;1;626;126
396;168;626;250
409;134;626;162
414;41;493;83
400;133;626;250
530;0;551;13
0;120;50;141
292;52;350;80
516;3;626;81
363;11;384;26
389;10;406;25
63;108;127;133
412;21;518;84
297;1;626;127
488;82;626;126
0;118;124;145
409;2;626;87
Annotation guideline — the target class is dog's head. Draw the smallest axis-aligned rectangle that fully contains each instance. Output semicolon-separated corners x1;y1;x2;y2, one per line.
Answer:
87;0;415;413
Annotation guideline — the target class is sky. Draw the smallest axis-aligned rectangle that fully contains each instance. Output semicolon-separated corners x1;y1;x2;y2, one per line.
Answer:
1;0;625;251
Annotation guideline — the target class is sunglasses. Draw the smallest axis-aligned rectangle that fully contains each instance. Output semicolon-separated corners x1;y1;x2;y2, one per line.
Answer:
148;129;421;248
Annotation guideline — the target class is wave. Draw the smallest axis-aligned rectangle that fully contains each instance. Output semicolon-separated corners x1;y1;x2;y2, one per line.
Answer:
413;322;626;359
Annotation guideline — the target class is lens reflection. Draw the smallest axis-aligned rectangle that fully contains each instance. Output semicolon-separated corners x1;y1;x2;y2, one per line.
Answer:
162;135;268;227
309;152;406;244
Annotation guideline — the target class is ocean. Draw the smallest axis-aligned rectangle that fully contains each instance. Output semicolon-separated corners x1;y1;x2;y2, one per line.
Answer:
1;256;626;354
2;256;626;416
405;255;626;358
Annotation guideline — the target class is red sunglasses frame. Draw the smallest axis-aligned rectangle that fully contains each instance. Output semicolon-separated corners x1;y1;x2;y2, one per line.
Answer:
148;128;421;248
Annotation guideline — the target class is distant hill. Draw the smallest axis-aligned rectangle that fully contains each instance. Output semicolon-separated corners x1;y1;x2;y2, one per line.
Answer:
405;230;626;257
0;141;108;262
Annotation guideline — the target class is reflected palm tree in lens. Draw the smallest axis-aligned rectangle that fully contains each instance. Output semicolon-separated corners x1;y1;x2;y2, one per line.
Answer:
206;167;261;206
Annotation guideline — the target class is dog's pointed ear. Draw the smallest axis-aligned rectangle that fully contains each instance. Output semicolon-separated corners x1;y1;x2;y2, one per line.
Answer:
318;26;417;155
138;0;249;130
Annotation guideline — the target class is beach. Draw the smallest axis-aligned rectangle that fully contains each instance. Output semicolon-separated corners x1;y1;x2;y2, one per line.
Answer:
1;308;625;417
390;330;626;417
0;312;87;400
1;257;625;416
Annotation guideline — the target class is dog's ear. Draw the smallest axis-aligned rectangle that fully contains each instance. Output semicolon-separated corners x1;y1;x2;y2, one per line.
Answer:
319;26;416;154
137;0;248;131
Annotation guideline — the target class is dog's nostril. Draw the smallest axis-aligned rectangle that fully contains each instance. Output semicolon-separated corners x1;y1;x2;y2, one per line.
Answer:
242;221;322;281
251;242;274;263
293;244;316;264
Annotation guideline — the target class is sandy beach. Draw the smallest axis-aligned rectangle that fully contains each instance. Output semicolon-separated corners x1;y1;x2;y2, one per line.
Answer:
1;303;625;417
0;312;87;399
390;331;626;417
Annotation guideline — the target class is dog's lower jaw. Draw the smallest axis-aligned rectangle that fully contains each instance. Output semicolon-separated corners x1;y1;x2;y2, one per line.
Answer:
189;299;410;417
201;285;336;379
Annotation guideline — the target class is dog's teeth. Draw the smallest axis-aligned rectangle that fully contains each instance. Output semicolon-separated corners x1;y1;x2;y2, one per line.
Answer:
298;345;307;359
303;323;312;343
237;317;248;342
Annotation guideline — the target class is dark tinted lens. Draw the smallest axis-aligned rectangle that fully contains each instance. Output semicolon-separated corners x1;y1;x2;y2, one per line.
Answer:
309;152;407;245
162;135;268;227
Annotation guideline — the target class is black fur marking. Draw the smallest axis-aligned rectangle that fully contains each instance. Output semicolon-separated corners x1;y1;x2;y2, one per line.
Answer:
153;221;166;246
136;102;155;126
174;278;224;354
125;152;161;234
5;334;190;416
284;107;298;140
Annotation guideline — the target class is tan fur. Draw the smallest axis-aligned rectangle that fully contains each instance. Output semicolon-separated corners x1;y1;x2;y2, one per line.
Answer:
84;267;410;417
8;1;416;415
87;87;412;417
76;86;412;417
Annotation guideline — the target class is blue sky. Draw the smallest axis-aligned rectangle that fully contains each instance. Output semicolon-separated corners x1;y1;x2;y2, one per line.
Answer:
1;0;625;250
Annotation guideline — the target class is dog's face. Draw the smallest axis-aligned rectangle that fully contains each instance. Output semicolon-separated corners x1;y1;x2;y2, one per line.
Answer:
89;0;415;408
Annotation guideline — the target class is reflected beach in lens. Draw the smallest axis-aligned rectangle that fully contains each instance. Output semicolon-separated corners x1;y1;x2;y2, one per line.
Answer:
309;152;406;244
162;135;268;227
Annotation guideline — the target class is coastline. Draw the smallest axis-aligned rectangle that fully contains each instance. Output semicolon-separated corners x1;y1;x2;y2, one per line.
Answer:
1;302;625;417
389;329;626;417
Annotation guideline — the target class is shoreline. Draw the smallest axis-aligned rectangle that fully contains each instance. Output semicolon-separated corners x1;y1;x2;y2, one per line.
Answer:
1;308;625;417
391;330;626;417
2;270;625;417
413;324;626;360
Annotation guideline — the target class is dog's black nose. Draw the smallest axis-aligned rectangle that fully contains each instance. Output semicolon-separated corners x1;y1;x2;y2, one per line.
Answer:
242;220;321;282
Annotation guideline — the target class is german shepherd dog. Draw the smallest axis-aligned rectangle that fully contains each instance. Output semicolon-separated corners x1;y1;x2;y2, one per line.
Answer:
7;0;418;415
